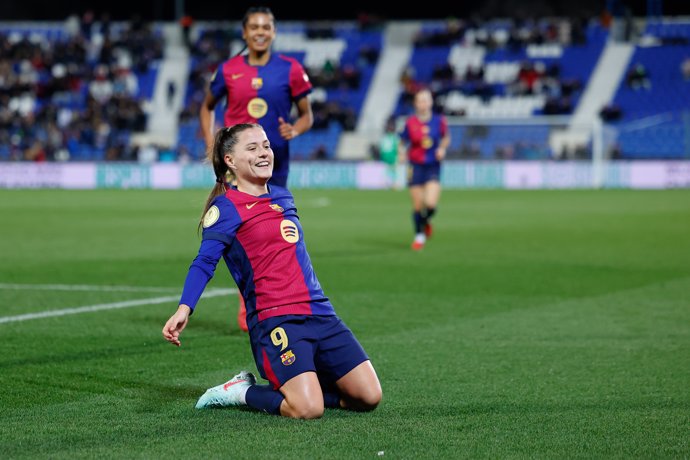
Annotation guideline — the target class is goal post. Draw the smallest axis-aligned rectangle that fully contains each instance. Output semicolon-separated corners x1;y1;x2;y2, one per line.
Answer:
433;115;610;188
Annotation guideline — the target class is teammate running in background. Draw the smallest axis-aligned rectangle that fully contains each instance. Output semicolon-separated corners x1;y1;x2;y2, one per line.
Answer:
398;88;450;251
199;6;314;331
162;123;382;419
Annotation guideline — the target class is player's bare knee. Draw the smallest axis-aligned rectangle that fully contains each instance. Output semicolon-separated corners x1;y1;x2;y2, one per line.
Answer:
288;400;324;420
350;386;382;411
361;388;383;410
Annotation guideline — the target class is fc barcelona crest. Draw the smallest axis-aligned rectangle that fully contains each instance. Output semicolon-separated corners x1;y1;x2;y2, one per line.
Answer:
251;77;263;90
280;350;296;366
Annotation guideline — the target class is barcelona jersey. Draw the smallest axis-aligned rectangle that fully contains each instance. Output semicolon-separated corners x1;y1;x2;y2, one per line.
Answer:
209;54;312;181
400;113;448;165
179;185;334;331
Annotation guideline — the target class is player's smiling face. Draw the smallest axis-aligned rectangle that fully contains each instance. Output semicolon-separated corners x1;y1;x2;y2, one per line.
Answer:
243;13;275;53
226;127;274;183
414;89;433;116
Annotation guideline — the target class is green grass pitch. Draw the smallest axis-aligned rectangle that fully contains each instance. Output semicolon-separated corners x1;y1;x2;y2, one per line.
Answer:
0;188;688;458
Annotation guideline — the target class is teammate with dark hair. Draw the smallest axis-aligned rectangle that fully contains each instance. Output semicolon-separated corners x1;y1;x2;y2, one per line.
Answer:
199;6;314;331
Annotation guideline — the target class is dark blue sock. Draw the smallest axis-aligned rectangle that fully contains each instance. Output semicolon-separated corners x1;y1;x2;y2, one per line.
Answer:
245;385;284;415
425;207;436;220
413;211;424;233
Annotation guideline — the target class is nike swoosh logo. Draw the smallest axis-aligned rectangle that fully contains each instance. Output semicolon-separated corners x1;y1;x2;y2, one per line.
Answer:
223;379;247;391
232;73;243;80
246;201;259;209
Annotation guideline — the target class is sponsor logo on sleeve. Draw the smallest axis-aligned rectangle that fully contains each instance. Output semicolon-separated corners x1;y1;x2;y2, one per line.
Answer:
203;205;220;228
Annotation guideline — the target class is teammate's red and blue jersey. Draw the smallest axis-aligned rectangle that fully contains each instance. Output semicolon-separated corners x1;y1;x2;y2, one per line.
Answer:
209;54;312;181
179;185;334;330
400;113;448;165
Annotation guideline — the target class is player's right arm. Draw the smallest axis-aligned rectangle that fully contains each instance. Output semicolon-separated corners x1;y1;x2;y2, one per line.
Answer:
162;305;191;347
398;120;410;163
162;238;225;347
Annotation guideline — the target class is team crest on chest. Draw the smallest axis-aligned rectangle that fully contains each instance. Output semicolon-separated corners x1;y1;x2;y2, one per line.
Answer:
251;77;263;90
270;204;284;212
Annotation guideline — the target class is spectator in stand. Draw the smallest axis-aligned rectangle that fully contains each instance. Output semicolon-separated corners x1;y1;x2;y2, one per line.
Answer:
681;56;690;81
112;65;139;98
88;65;113;105
626;63;651;90
180;14;194;50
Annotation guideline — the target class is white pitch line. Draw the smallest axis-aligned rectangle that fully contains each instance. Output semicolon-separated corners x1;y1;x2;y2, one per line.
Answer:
0;288;236;324
0;283;180;293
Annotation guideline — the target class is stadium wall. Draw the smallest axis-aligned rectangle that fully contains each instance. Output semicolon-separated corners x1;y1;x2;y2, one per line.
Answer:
2;161;690;189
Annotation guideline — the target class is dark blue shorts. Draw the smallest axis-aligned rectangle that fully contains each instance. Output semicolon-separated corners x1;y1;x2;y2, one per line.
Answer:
249;315;369;390
269;174;288;188
408;162;441;186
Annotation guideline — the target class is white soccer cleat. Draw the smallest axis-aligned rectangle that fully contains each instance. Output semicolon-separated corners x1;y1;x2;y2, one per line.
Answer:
195;371;257;409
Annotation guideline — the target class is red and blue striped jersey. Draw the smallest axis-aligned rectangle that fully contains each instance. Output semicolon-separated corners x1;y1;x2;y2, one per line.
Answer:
209;54;312;179
180;185;334;330
400;113;448;165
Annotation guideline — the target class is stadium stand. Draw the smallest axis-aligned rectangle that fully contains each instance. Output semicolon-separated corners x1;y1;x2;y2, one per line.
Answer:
608;20;690;159
0;15;163;161
2;14;690;162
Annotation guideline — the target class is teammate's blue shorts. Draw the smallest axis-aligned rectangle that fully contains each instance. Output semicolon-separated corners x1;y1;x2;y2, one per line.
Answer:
249;314;369;390
269;173;288;188
408;162;441;186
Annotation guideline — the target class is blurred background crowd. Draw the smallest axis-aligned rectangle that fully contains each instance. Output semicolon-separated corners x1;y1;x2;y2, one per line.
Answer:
1;0;689;162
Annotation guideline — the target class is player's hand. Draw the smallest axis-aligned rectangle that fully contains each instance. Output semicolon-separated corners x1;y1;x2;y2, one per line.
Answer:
162;305;191;347
278;117;298;140
436;148;446;161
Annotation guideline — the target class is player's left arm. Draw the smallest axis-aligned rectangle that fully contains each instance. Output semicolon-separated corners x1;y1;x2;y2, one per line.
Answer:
436;116;451;161
278;96;313;140
279;59;314;140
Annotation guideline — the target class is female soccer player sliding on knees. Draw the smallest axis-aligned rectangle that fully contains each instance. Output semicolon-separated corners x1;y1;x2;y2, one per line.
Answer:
162;123;382;419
